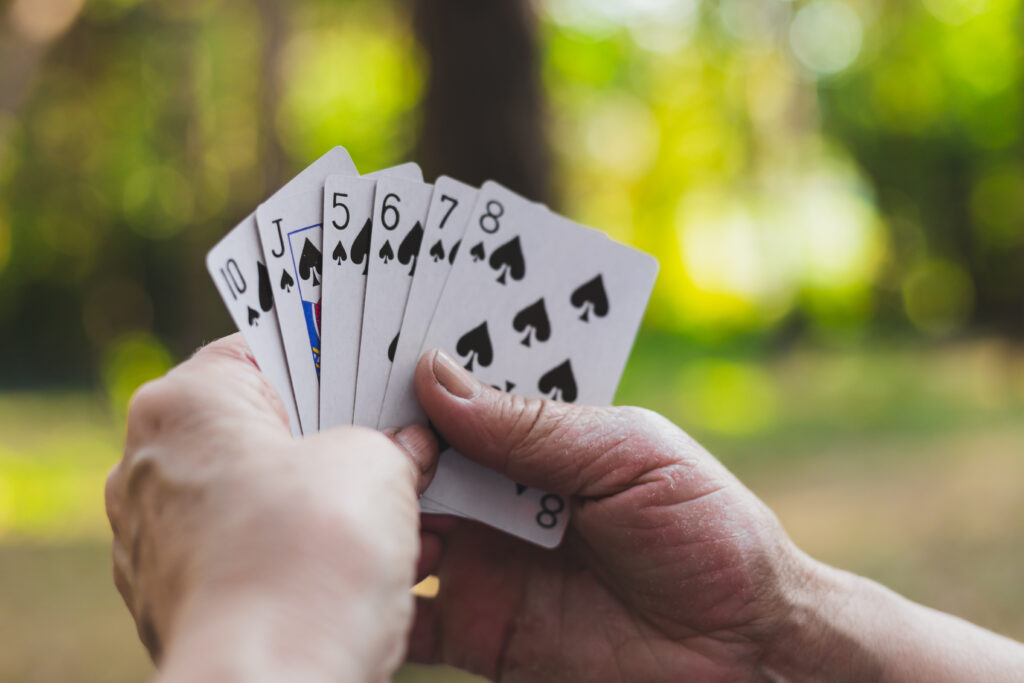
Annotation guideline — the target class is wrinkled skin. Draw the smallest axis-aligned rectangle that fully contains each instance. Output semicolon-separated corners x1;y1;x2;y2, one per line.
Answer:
107;338;1024;683
410;349;812;682
106;334;437;682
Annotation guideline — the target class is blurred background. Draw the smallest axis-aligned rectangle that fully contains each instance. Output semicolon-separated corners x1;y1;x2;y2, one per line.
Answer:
0;0;1022;680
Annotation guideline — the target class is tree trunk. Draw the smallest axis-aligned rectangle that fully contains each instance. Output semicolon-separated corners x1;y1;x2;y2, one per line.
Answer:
412;0;552;205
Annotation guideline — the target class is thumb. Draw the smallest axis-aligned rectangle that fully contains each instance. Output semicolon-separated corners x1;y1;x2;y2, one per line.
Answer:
414;349;678;498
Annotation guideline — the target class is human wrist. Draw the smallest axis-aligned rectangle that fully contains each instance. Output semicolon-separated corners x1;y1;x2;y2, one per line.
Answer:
757;550;881;682
154;584;387;683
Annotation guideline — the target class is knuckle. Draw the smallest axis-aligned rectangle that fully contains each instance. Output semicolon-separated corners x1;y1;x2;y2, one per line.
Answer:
104;464;124;530
191;334;254;366
123;379;184;450
502;395;573;462
125;380;169;433
189;339;291;428
615;405;667;433
610;405;694;466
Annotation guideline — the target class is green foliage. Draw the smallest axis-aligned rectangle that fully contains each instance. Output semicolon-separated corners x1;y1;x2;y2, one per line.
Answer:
0;0;1021;389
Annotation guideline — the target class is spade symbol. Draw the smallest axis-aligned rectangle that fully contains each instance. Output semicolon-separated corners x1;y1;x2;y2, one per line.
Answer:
379;240;394;264
332;241;347;264
429;240;445;262
257;262;273;312
538;359;577;403
448;239;461;264
515;483;527;495
350;218;372;275
570;275;609;322
298;238;322;286
279;269;294;292
247;306;260;326
455;321;493;371
512;298;551;347
505;380;516;391
387;332;399;362
469;241;485;262
397;221;424;276
488;236;525;285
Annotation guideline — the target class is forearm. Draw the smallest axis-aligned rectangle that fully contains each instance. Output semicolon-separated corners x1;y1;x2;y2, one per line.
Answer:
763;554;1024;682
154;587;402;683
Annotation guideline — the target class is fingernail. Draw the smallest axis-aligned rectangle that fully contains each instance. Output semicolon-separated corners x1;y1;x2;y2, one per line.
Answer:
432;349;479;399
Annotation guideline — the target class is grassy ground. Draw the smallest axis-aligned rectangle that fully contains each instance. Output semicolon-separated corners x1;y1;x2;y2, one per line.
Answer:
1;337;1022;682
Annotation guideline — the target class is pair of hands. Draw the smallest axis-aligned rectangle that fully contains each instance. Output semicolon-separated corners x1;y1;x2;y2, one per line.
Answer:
106;335;1024;682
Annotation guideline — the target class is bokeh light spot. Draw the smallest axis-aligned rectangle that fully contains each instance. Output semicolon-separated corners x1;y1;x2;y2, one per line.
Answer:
102;332;174;416
902;260;974;336
970;164;1024;249
789;0;863;75
677;359;778;435
9;0;85;43
584;93;659;179
923;0;990;25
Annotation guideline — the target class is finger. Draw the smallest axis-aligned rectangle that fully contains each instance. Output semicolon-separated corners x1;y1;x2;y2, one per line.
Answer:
389;424;440;495
111;541;134;611
420;513;459;535
104;463;124;536
414;349;678;498
164;333;291;432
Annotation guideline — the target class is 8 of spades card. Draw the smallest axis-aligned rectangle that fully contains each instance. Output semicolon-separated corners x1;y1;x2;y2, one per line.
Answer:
416;181;658;547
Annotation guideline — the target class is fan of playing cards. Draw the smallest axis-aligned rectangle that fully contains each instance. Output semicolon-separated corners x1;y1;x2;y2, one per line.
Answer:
206;147;658;547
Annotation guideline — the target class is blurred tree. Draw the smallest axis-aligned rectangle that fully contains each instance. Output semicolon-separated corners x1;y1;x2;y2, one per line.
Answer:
819;1;1024;335
412;0;551;205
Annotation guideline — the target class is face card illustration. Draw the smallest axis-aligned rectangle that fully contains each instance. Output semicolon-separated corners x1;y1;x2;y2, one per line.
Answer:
206;223;301;435
206;146;359;436
417;181;658;547
351;177;434;428
319;163;422;429
256;188;335;434
377;176;478;430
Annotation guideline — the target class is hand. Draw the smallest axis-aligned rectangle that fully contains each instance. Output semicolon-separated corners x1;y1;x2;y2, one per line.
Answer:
105;334;438;683
409;350;1024;682
410;349;806;680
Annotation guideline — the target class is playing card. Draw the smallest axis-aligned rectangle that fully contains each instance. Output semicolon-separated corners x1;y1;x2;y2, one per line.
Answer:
206;223;301;435
377;176;478;430
256;188;333;434
206;146;358;436
319;163;422;430
417;181;659;547
351;177;434;428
